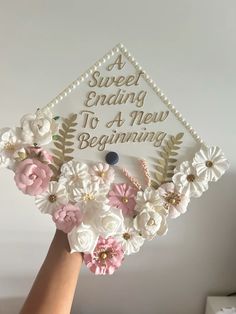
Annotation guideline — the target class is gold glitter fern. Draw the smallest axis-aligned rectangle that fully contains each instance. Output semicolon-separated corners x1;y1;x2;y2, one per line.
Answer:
50;113;78;181
151;132;184;188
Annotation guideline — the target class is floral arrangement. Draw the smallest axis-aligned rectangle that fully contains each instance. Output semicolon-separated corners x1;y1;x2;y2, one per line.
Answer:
0;107;229;275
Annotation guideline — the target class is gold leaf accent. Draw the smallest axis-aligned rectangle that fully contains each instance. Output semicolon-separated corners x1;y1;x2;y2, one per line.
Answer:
54;142;64;150
50;113;78;181
49;164;60;181
152;132;184;188
65;134;74;139
51;149;64;159
64;156;73;162
64;141;74;146
59;129;66;137
64;148;74;154
151;180;159;189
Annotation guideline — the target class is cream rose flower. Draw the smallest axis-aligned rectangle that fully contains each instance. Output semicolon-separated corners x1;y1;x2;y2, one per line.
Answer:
19;108;58;146
68;224;99;254
134;205;168;240
94;208;124;238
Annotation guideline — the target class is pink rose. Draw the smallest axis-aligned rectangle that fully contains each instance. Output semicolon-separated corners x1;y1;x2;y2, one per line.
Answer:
26;146;53;164
84;236;124;275
14;158;53;196
53;203;83;234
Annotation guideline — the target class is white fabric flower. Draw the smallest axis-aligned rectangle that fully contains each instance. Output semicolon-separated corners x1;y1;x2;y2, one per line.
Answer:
68;223;99;253
135;187;165;213
81;202;110;227
72;180;108;210
0;128;25;170
0;155;9;168
35;181;68;214
115;218;145;255
158;182;190;219
59;160;89;199
89;162;115;186
192;146;229;182
173;161;208;198
19;108;58;146
94;208;124;238
134;205;168;240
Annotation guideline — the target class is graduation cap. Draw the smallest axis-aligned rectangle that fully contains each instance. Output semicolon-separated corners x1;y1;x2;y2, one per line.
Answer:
0;44;229;275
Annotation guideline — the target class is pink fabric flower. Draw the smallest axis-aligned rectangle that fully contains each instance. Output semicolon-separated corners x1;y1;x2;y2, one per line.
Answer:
26;146;53;164
108;183;138;217
53;203;83;233
14;158;53;196
158;182;190;218
84;236;124;275
89;162;115;185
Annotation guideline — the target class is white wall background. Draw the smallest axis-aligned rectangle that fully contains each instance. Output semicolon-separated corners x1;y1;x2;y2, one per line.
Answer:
0;1;235;313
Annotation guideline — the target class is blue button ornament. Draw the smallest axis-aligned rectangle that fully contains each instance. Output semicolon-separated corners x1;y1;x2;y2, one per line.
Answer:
105;151;119;165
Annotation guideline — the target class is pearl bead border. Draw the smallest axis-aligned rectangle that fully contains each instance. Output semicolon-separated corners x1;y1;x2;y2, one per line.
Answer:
45;43;206;147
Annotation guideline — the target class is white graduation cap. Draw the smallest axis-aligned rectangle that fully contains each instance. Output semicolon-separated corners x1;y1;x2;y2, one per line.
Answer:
44;43;216;190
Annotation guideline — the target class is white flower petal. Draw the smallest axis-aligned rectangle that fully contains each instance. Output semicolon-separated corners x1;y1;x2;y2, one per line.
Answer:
68;224;99;254
192;146;229;182
115;217;145;255
35;181;68;214
19;108;58;146
173;160;208;198
94;208;124;238
134;207;166;240
135;187;164;213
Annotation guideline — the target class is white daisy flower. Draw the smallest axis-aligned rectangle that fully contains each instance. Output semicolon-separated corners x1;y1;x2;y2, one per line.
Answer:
89;162;115;186
0;128;25;170
135;187;165;214
115;217;145;255
35;181;68;214
173;161;208;198
59;160;89;199
72;180;108;211
192;146;229;182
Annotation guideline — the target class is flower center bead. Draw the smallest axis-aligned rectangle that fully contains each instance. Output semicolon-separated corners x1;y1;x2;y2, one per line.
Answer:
83;193;95;201
187;174;195;182
147;218;155;226
165;192;181;206
99;251;108;260
4;142;16;154
71;175;80;184
98;171;105;178
48;194;57;203
205;160;213;168
122;197;129;204
123;232;131;240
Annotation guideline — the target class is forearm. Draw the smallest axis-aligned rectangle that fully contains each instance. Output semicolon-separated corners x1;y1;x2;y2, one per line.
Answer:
20;230;83;314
